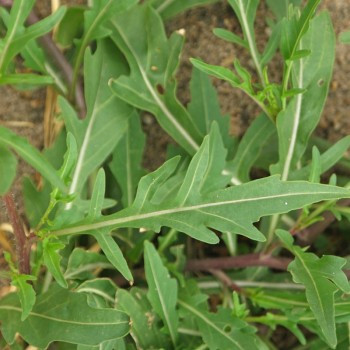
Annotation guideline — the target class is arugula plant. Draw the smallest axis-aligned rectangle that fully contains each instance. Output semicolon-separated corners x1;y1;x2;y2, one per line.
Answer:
1;0;350;349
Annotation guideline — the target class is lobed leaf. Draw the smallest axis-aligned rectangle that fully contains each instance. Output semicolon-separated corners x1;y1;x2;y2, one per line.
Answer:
144;241;178;346
11;274;36;321
43;238;67;288
178;298;260;350
108;4;202;154
64;248;112;280
86;169;133;282
72;0;137;86
277;230;350;348
116;288;171;349
52;131;350;245
62;40;133;198
0;285;130;348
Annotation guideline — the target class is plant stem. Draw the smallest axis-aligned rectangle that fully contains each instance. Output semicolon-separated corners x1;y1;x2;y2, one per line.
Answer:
236;0;265;87
208;269;243;294
186;253;290;272
197;280;305;290
281;62;293;110
158;228;178;253
3;193;31;274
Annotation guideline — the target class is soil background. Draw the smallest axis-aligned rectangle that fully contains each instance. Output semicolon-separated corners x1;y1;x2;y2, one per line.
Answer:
1;0;350;206
0;0;350;347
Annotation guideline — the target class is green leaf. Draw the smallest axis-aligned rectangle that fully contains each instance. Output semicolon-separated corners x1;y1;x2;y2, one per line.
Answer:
71;0;137;92
87;169;133;283
0;73;54;85
277;230;350;348
309;146;321;183
62;40;132;198
280;0;321;60
144;241;178;346
12;274;36;321
64;248;112;280
22;177;51;227
76;278;117;308
109;113;145;208
271;12;335;180
339;30;350;44
178;298;259;350
151;0;219;20
213;28;248;48
190;58;271;118
227;114;275;183
54;6;84;48
94;232;133;283
52;134;350;244
77;339;125;350
227;0;263;82
0;145;17;195
108;4;202;154
0;2;66;73
0;0;35;72
266;0;302;20
0;126;66;191
289;135;350;180
260;21;281;67
43;238;67;288
188;67;231;148
21;40;67;93
88;169;106;220
190;58;240;87
116;288;171;349
0;285;130;348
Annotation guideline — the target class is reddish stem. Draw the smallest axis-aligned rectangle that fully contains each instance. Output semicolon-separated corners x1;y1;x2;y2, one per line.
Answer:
3;193;31;274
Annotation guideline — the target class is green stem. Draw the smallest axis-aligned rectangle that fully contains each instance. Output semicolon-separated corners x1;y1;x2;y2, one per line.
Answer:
281;62;293;110
36;196;57;233
158;228;178;253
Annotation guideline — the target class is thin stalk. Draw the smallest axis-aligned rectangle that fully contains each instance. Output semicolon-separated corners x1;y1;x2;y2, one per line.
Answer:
178;328;202;337
158;228;178;253
186;253;290;272
237;0;265;87
198;280;305;290
281;62;293;110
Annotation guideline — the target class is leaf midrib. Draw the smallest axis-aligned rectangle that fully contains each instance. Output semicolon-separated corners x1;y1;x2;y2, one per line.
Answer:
293;249;330;333
52;189;347;236
147;250;177;346
178;299;244;350
0;305;128;326
110;21;200;153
